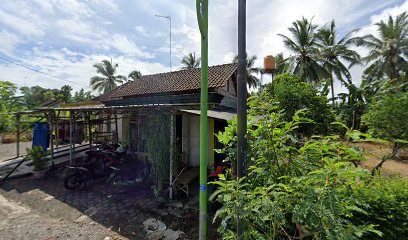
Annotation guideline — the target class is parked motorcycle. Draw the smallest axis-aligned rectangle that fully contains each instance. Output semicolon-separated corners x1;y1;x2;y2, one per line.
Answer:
63;146;127;190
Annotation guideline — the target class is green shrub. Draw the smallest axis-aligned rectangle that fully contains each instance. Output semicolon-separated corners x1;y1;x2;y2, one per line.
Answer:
362;92;408;142
351;177;408;240
26;146;49;171
262;74;337;136
213;110;381;239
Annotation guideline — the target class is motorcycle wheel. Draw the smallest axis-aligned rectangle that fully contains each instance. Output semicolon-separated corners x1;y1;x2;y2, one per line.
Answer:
64;173;84;190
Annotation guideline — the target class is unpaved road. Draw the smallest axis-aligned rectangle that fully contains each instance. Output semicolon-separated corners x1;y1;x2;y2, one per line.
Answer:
0;142;31;163
0;192;127;240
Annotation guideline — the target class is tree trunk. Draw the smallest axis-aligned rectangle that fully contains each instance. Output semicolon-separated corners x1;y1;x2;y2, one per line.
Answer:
371;142;400;176
330;77;335;108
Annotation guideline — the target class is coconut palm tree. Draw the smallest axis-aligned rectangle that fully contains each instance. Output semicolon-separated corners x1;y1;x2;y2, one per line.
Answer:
275;53;291;75
357;12;408;81
233;54;262;88
128;70;142;81
181;52;201;69
278;17;329;83
316;20;361;107
90;60;126;93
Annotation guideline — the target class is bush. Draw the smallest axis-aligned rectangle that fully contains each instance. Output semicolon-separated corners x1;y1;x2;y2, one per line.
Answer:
26;146;49;171
352;177;408;239
213;109;382;239
212;99;408;239
263;74;337;136
362;92;408;142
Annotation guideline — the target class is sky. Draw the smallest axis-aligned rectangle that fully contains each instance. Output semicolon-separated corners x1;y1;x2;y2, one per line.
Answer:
0;0;407;94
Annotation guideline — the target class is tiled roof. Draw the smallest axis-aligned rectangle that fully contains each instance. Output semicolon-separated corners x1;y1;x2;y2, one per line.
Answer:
109;63;237;99
93;81;132;102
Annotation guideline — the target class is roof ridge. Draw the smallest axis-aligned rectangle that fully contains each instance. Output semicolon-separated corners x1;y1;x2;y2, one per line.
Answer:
138;62;237;78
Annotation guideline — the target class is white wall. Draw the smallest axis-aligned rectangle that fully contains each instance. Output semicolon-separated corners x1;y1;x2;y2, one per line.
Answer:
183;114;214;167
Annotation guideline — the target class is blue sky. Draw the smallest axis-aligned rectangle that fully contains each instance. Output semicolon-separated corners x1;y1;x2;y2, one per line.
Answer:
0;0;407;93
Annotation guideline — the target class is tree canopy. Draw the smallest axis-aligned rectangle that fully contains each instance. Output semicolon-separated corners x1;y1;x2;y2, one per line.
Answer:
90;60;126;93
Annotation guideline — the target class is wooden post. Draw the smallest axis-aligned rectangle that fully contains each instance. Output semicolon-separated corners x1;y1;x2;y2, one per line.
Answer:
87;113;92;151
72;112;76;157
48;111;55;166
114;113;119;144
55;111;59;148
169;113;175;200
16;114;21;158
69;111;74;165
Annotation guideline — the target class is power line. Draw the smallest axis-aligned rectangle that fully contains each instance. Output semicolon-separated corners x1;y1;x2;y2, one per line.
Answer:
0;56;91;89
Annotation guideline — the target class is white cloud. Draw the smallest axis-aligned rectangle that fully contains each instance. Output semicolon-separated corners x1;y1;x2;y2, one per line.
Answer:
0;48;168;92
0;31;23;54
110;34;154;58
0;8;44;38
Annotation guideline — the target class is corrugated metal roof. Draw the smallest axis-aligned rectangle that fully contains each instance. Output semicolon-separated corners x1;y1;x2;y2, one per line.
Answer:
180;110;236;121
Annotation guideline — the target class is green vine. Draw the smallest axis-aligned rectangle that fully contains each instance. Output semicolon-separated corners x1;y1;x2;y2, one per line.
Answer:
146;111;171;191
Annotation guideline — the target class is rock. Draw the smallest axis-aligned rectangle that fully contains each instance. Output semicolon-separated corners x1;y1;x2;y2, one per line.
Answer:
146;230;164;240
104;237;111;240
43;196;55;201
157;221;166;231
74;215;90;223
163;229;182;240
143;218;167;233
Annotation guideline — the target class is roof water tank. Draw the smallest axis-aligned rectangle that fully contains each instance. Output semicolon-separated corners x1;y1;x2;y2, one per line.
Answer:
264;55;276;72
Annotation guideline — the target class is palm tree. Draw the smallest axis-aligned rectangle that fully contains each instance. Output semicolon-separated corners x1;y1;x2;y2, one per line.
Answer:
90;60;126;93
278;17;329;83
128;70;142;81
316;20;361;107
356;12;408;81
275;53;291;75
233;54;262;88
181;52;201;69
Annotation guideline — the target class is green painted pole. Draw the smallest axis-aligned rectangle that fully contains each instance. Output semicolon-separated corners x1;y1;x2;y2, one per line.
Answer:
196;0;208;239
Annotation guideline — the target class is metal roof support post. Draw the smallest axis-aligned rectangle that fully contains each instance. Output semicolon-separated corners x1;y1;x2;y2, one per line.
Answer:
196;0;208;239
237;0;247;238
69;111;74;165
15;114;20;158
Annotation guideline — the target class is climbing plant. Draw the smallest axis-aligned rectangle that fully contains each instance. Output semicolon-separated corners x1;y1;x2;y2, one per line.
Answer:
145;111;171;191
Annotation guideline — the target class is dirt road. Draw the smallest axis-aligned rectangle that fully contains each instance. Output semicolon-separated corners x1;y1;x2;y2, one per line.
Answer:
0;142;31;163
0;192;127;240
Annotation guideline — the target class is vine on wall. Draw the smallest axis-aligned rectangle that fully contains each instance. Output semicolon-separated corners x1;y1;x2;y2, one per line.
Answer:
146;111;171;190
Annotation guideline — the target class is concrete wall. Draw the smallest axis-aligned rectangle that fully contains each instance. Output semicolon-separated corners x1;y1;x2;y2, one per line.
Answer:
182;114;214;167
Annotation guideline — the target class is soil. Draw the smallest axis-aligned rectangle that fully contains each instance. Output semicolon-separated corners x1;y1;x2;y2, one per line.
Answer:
352;142;408;177
0;142;32;163
0;166;220;240
0;192;126;240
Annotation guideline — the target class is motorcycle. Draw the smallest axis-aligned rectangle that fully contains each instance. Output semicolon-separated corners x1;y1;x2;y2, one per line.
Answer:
63;146;127;190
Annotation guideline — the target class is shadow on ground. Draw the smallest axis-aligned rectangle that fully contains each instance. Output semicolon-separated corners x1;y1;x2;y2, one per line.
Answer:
0;168;219;239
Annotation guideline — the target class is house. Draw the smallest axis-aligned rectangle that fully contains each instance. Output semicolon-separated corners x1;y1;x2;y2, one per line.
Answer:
93;63;238;169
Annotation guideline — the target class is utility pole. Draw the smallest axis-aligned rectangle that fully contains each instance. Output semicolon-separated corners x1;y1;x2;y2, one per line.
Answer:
196;0;208;239
237;0;247;239
155;14;172;72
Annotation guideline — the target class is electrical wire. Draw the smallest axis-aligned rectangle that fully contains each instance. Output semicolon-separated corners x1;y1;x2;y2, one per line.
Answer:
0;55;91;89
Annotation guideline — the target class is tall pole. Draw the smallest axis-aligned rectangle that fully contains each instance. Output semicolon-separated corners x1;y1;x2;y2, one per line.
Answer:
169;17;172;72
237;0;247;238
196;0;208;239
155;14;172;72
